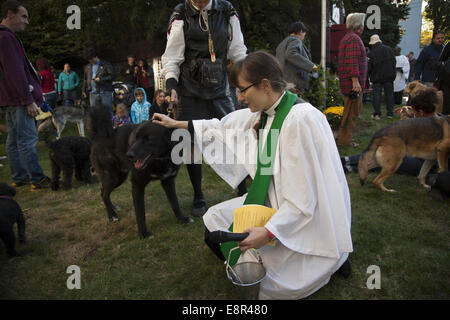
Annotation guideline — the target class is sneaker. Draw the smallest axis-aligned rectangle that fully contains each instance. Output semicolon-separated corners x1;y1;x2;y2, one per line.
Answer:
0;155;7;160
11;177;30;188
340;157;349;174
387;115;393;119
371;114;381;120
31;176;52;191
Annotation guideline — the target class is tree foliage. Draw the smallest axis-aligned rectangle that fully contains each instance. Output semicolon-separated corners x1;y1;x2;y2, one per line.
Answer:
342;0;410;48
424;0;450;38
9;0;411;72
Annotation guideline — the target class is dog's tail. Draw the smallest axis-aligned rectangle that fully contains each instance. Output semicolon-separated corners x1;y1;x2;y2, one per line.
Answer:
87;104;114;140
358;138;380;186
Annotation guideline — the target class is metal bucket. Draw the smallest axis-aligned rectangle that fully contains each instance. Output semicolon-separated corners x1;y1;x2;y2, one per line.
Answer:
225;247;266;287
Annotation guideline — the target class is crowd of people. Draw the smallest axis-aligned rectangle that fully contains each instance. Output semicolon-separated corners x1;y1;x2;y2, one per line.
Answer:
0;0;449;301
336;22;448;147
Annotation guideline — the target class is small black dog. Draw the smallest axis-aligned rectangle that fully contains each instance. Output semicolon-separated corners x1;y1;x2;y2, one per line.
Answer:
87;104;193;238
0;182;26;256
42;130;93;190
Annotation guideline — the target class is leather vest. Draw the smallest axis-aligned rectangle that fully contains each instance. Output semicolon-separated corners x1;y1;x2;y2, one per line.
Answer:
171;0;234;99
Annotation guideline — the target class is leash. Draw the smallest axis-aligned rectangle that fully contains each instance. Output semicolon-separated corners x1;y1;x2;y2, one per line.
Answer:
0;195;13;200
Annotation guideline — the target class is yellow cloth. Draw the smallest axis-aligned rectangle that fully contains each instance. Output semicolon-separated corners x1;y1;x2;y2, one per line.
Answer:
233;205;277;245
35;108;52;121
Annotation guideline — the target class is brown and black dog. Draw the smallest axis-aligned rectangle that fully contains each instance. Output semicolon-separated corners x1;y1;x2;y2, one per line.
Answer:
358;115;450;192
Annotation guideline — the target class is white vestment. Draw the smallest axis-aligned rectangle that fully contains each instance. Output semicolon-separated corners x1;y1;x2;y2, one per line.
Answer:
192;95;353;300
394;55;410;92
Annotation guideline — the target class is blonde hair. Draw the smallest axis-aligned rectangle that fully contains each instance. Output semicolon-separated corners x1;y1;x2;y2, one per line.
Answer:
346;13;366;31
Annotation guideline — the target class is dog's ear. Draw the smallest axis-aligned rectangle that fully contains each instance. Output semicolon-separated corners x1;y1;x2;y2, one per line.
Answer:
394;107;402;114
408;82;417;90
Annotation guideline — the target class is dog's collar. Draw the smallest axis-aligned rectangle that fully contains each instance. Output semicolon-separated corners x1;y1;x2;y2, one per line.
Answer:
0;195;13;200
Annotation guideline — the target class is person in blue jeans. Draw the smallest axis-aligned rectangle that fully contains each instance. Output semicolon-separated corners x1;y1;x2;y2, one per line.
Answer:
82;47;114;114
0;1;51;190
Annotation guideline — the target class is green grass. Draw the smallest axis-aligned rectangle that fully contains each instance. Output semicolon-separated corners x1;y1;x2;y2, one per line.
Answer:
0;104;449;300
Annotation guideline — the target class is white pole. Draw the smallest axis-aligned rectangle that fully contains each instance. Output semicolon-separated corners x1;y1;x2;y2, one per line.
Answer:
321;0;327;106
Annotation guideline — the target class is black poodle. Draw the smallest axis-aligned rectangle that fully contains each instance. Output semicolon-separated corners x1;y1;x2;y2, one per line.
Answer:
0;182;26;256
42;131;93;190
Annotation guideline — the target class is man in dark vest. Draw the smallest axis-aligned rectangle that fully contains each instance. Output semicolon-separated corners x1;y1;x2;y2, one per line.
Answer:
161;0;247;216
367;34;396;119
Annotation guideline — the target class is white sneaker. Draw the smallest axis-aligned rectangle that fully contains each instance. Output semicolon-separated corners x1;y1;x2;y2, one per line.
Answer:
371;114;381;120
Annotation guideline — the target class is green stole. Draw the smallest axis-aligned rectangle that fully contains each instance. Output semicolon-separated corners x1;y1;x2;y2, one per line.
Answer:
220;91;298;266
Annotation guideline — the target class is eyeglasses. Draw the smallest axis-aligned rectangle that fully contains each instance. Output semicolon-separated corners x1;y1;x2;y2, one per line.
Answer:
237;82;259;95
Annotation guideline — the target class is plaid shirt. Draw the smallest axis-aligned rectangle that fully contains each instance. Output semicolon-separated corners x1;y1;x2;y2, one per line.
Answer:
337;31;367;95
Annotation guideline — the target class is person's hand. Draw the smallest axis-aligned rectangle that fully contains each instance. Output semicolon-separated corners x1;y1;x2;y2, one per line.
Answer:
352;80;362;93
238;227;272;253
152;113;177;128
126;69;130;74
169;88;178;105
94;77;100;82
82;92;87;99
26;102;40;117
164;96;171;104
311;65;319;72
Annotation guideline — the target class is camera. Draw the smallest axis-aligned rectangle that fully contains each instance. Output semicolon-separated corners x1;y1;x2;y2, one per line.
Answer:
348;90;359;101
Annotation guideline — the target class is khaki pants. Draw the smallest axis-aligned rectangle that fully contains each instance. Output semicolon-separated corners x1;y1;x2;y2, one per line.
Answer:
337;95;363;146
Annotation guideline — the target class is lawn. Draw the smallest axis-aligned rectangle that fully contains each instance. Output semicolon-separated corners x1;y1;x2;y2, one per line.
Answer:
0;103;448;300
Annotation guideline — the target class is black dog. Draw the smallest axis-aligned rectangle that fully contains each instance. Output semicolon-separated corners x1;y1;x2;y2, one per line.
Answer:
87;104;193;239
42;131;93;190
0;183;26;256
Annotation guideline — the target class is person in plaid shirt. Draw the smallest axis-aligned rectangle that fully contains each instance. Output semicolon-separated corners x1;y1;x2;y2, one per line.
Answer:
337;13;367;147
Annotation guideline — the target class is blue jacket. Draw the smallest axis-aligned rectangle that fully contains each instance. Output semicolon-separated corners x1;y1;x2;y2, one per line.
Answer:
57;71;80;93
131;87;151;124
415;43;444;82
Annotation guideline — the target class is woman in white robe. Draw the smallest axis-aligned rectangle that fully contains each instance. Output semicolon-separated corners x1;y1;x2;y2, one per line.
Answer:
152;51;353;300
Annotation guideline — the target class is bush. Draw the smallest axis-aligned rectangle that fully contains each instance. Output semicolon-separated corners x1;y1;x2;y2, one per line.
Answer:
302;66;344;110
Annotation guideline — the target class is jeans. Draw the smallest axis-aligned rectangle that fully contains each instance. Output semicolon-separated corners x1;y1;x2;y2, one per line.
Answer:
394;90;403;105
345;154;428;176
89;91;112;114
5;106;46;183
372;82;394;116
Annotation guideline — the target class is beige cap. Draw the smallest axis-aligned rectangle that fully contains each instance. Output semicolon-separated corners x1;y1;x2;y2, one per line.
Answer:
369;34;382;45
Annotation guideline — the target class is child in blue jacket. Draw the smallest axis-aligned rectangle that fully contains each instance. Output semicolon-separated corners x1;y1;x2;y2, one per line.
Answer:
131;87;151;124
